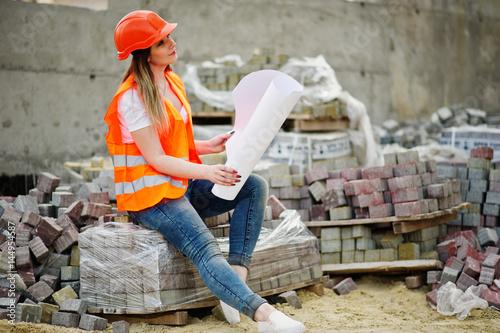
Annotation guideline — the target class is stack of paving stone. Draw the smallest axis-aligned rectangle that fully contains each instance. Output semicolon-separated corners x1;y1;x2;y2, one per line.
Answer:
0;170;118;327
426;228;500;310
259;149;462;224
436;146;499;235
319;224;445;265
79;210;322;313
188;47;347;118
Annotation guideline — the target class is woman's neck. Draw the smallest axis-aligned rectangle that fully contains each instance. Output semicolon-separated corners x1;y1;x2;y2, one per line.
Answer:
150;64;168;86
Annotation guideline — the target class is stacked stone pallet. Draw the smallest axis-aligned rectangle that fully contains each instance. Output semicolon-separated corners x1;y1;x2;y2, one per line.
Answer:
436;146;499;235
188;47;347;118
426;228;500;309
79;219;322;313
319;225;445;265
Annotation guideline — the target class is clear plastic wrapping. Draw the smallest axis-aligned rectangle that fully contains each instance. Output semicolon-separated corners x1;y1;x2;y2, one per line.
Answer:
436;282;488;320
79;209;321;314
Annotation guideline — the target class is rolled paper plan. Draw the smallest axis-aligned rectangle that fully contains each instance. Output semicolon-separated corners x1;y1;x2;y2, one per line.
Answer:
212;70;303;200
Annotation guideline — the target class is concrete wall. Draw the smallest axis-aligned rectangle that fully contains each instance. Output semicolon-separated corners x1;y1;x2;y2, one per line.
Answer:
1;0;499;176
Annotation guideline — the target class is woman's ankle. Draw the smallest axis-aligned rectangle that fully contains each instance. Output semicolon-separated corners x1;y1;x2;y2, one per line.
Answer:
254;303;276;322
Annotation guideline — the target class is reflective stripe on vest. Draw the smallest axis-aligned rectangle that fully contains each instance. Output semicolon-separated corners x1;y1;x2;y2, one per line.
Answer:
115;174;186;195
111;155;188;168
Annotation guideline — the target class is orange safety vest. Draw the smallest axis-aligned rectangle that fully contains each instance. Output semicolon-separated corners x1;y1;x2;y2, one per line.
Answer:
104;71;201;212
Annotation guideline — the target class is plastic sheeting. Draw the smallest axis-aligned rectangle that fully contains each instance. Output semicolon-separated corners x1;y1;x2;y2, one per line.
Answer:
436;282;489;320
79;210;321;313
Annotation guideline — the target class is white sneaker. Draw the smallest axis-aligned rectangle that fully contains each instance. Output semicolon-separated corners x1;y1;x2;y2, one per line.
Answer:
257;311;307;333
220;300;240;324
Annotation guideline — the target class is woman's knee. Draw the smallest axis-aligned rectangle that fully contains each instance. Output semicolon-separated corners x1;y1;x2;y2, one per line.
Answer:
247;174;269;198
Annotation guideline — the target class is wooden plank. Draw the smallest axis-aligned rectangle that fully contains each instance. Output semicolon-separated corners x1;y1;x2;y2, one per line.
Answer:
322;260;443;275
304;203;470;229
294;117;350;131
392;211;458;234
98;310;189;326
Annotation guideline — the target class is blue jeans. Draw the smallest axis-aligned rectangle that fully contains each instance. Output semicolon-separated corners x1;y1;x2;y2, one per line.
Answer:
128;174;269;319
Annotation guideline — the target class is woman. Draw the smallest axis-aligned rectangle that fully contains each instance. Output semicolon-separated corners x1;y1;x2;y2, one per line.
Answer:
104;10;307;333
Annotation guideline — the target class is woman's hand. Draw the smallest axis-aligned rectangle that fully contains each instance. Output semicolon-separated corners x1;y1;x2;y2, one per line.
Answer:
205;164;240;186
207;131;234;154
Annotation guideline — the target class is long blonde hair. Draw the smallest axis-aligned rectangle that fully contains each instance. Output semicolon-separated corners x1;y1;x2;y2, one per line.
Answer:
122;48;170;134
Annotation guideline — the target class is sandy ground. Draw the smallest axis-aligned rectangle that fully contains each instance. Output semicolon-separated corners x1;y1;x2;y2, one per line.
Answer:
3;275;500;333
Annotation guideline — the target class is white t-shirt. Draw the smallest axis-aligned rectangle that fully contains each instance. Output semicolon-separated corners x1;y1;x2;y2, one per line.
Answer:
117;88;188;143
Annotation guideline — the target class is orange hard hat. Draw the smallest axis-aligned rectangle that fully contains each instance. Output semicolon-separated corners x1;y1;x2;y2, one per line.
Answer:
114;10;177;60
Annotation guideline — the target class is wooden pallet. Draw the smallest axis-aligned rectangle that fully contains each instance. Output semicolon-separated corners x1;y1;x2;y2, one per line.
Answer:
304;203;470;234
92;276;327;325
322;259;444;275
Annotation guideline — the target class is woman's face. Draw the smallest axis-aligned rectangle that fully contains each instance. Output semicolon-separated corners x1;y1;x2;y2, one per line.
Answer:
148;34;177;67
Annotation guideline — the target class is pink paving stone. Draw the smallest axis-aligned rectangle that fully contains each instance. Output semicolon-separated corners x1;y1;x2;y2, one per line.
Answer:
267;195;286;219
344;179;384;196
326;178;346;191
351;192;385;208
36;172;61;193
437;239;457;262
490;181;500;193
361;165;393;180
470;146;494;160
387;176;414;191
1;206;22;223
53;229;79;253
328;170;342;179
485;247;500;255
485;215;500;227
55;215;78;233
445;256;464;271
354;207;370;219
463;256;481;278
479;266;495;285
81;202;109;219
305;167;329;185
457;243;479;261
321;188;347;211
383;191;392;203
394;201;421;217
456;272;479;289
482;289;500;308
333;277;357;295
426;289;438;306
310;204;328;221
368;203;394;218
340;168;362;181
29;188;50;204
427;183;447;198
21;212;44;228
391;187;419;204
393;163;417;177
88;192;110;204
35;217;64;246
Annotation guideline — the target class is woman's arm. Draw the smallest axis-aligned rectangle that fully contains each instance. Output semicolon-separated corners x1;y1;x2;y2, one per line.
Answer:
195;132;234;155
131;126;239;186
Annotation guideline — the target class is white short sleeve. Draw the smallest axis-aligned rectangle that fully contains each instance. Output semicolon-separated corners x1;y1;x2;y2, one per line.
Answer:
117;89;152;143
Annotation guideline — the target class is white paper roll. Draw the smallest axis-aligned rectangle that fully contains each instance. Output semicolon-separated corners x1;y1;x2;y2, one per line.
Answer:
212;70;303;200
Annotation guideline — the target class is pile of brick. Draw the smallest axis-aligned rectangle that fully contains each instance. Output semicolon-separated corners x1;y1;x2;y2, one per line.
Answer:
436;146;499;234
79;212;322;313
188;47;347;118
0;168;121;328
263;149;462;223
426;228;500;309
